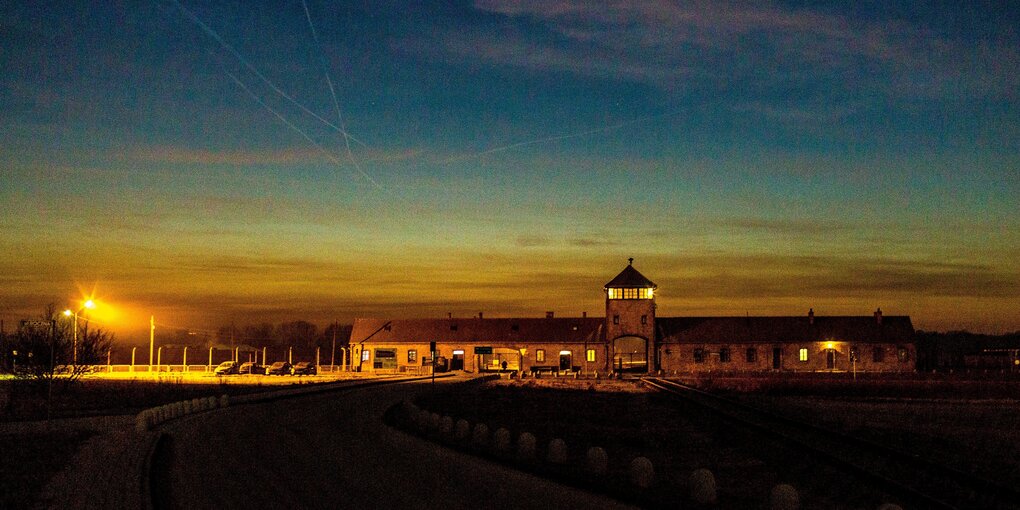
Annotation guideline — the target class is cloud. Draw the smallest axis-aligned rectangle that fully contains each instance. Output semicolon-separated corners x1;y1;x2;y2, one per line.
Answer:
516;235;553;247
712;217;854;235
460;0;1017;105
125;145;327;166
651;253;1020;299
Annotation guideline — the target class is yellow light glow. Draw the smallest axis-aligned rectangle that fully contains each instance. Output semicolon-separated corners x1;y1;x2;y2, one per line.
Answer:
84;299;96;309
647;288;654;299
63;309;72;317
825;341;835;350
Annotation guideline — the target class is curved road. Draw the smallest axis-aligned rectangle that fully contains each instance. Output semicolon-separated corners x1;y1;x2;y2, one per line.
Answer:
154;377;635;509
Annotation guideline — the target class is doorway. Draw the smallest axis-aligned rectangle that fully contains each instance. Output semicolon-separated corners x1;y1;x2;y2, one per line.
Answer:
451;350;465;371
772;348;782;370
826;349;836;370
559;351;572;371
613;336;648;372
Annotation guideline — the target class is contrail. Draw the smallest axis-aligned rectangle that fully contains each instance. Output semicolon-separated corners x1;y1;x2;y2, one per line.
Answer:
218;61;383;189
439;110;682;164
299;0;369;188
169;0;382;188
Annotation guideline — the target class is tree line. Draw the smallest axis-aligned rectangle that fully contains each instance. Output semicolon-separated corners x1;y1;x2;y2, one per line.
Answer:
0;304;114;385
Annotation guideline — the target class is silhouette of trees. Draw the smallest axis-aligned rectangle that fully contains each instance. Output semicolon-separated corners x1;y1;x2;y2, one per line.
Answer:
6;304;114;387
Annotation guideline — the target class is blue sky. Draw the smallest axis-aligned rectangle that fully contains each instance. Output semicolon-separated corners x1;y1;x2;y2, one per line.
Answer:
2;0;1018;336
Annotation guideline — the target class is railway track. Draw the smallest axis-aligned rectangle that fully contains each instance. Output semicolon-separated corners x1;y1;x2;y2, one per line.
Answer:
642;377;1020;510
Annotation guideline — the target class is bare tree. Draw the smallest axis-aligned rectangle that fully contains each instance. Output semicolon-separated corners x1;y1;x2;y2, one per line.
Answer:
10;304;114;388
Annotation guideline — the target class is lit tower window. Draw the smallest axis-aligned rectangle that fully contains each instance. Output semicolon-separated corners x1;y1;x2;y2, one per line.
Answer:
605;258;657;301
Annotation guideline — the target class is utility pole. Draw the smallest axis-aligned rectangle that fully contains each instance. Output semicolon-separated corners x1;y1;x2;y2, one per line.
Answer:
149;315;154;373
330;320;337;372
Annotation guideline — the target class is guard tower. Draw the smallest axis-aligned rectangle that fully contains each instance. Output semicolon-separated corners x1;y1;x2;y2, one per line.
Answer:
604;258;657;373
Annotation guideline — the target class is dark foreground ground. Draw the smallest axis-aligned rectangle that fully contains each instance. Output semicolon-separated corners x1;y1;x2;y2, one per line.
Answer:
3;374;1019;508
0;377;320;509
414;376;1020;509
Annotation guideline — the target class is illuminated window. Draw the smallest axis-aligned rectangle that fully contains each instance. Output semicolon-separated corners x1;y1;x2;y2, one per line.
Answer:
361;349;370;362
720;348;731;362
609;288;653;299
873;347;885;362
586;349;596;362
407;350;417;363
536;349;545;362
798;348;808;362
693;348;706;363
897;347;909;362
746;348;757;363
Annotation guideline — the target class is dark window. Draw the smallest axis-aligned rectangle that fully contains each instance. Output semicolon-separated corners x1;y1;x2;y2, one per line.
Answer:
640;315;647;325
745;348;757;363
720;348;731;362
613;315;620;325
693;348;706;363
450;324;458;331
511;324;519;331
873;346;885;362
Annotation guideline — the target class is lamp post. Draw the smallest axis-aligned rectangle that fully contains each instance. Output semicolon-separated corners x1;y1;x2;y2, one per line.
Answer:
63;300;96;369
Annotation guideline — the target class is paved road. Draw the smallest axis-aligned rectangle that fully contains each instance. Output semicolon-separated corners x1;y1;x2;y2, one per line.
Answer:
155;377;635;509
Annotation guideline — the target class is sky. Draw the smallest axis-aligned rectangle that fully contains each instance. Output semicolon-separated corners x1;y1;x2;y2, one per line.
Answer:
2;0;1018;340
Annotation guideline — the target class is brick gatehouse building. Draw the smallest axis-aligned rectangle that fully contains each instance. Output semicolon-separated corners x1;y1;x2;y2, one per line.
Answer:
350;260;915;375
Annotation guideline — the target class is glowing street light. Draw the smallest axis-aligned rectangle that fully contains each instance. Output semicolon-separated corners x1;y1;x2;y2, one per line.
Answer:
63;299;96;368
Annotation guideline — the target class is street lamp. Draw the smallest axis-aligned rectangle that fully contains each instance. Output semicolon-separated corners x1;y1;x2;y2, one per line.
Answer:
63;299;96;369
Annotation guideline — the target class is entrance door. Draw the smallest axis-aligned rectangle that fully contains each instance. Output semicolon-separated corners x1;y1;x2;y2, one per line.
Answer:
559;351;572;371
826;349;836;370
772;348;782;370
451;350;465;371
613;336;648;372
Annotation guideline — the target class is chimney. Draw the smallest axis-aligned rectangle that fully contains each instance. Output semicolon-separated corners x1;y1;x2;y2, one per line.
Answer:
582;311;587;318
478;312;483;319
875;308;883;325
447;312;452;319
546;311;554;319
808;308;814;325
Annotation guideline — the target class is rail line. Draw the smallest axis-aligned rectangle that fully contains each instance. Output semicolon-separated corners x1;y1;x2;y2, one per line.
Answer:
642;377;1020;510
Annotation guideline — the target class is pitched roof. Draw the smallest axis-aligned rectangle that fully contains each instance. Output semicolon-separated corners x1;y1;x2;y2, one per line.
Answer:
351;317;605;346
656;316;914;344
604;263;657;289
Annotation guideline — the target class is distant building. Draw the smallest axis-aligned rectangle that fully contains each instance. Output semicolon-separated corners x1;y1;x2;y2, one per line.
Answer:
350;260;915;374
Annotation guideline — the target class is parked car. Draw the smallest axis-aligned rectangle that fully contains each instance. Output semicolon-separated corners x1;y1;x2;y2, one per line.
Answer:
265;361;292;375
213;361;238;376
292;361;317;376
238;361;263;375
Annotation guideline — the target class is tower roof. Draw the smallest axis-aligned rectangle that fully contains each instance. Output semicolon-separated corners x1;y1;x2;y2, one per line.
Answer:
604;259;657;289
